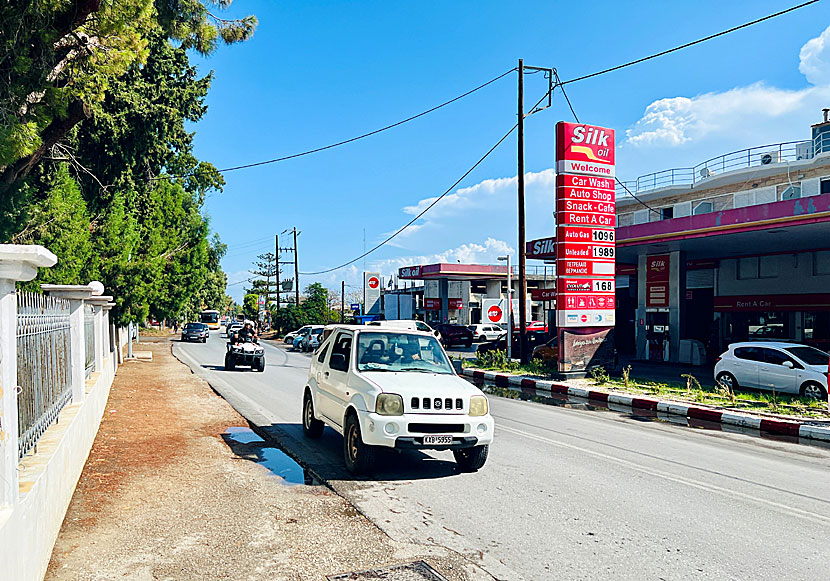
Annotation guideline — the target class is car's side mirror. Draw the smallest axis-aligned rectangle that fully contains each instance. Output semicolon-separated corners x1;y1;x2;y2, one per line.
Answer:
782;360;794;369
330;353;347;371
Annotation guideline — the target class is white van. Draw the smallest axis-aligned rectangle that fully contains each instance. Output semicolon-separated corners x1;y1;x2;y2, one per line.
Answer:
367;319;439;337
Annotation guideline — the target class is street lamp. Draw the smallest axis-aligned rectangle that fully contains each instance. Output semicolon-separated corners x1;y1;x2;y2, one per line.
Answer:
497;255;512;360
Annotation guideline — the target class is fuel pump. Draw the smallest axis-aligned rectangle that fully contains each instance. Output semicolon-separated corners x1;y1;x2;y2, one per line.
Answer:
645;310;670;362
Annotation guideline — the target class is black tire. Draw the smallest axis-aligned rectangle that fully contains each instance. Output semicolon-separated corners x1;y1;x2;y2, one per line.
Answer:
800;381;827;400
224;353;235;371
343;413;375;475
453;445;489;472
302;392;324;438
716;372;738;391
464;341;473;348
255;358;265;372
202;337;207;343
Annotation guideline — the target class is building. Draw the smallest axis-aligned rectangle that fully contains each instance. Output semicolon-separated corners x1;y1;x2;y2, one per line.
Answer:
614;113;830;362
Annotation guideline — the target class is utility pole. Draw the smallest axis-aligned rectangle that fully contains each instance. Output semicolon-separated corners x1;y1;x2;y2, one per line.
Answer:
293;227;300;307
517;58;528;363
341;280;345;323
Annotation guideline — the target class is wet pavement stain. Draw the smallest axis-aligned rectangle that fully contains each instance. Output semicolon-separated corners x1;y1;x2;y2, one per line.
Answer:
222;427;313;485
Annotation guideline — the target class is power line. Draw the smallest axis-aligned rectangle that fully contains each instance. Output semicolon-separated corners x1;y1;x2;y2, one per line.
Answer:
560;0;818;85
554;71;660;216
151;67;516;182
300;89;556;275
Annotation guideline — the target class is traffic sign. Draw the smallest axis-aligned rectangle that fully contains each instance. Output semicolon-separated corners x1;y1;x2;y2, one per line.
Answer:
487;304;503;323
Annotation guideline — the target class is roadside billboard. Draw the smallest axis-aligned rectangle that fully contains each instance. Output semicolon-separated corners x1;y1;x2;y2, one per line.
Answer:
364;272;381;315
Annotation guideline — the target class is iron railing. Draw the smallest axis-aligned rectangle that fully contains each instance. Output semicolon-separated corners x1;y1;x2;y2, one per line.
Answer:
616;134;830;199
84;303;94;378
17;291;72;460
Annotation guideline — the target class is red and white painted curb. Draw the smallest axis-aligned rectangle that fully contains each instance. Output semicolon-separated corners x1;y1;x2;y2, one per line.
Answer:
462;368;830;443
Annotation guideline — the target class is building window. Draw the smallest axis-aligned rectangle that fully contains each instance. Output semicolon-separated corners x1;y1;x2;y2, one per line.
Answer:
821;178;830;195
780;184;801;200
692;201;713;215
814;250;830;275
737;257;759;280
660;207;673;220
759;255;779;278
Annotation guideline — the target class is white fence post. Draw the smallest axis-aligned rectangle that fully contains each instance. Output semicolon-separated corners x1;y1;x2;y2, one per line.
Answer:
40;285;95;404
0;245;56;508
86;294;112;373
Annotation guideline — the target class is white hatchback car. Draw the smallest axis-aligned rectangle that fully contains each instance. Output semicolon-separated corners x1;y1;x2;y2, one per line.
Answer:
714;342;828;399
302;325;494;474
468;324;507;342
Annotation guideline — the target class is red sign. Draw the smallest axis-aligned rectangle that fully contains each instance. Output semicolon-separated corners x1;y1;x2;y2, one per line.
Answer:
557;226;615;245
448;298;463;310
556;174;615;191
526;236;556;259
555;122;616;178
713;293;830;312
556;241;615;261
559;294;616;311
487;304;503;322
557;278;615;294
646;254;670;307
557;211;615;227
530;288;556;301
556;198;615;215
367;276;380;289
424;298;441;310
557;259;616;277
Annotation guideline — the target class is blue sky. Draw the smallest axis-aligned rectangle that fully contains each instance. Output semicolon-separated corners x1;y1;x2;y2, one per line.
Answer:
188;0;830;303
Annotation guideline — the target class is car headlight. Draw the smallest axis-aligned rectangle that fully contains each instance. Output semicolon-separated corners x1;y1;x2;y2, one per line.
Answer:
469;395;489;417
376;393;404;416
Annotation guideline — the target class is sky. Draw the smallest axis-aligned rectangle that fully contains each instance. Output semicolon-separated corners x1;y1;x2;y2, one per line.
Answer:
187;0;830;304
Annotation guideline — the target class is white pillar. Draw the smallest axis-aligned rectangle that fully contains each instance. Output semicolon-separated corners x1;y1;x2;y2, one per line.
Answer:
0;245;57;508
86;296;112;373
41;285;96;403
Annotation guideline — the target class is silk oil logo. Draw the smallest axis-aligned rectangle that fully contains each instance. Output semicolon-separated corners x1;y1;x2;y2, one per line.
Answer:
571;126;612;163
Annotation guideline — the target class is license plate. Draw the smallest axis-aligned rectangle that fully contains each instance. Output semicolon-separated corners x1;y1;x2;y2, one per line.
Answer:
423;435;453;445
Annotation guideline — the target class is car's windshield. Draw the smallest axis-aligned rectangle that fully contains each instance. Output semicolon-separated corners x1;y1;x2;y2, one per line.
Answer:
784;345;829;365
184;323;205;330
356;331;454;374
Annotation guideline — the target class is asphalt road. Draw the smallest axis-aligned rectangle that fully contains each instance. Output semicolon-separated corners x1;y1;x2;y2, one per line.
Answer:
174;331;830;580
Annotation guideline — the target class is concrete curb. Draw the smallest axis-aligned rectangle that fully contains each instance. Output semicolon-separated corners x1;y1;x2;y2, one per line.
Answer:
462;367;830;443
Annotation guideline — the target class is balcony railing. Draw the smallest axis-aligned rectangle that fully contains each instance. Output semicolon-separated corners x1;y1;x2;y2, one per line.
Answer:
616;133;830;199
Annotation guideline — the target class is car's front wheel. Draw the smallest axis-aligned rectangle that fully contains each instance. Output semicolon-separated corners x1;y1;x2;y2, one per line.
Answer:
800;381;827;400
343;413;375;474
453;445;488;472
255;357;265;372
302;392;324;438
716;372;738;391
224;353;235;371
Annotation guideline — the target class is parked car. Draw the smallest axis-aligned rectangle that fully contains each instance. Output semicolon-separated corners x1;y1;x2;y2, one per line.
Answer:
301;325;494;474
531;336;558;362
225;322;243;338
434;324;474;348
181;322;209;343
284;325;311;344
468;324;506;342
477;331;553;357
367;319;440;337
298;326;325;352
714;342;828;399
224;335;265;372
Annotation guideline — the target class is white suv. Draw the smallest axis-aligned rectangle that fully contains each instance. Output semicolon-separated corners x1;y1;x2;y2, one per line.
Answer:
302;325;494;474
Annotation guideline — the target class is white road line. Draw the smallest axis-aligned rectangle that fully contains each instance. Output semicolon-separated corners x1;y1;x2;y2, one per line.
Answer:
497;423;830;527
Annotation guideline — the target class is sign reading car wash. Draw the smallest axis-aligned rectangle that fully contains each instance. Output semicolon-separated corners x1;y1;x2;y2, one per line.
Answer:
364;272;381;315
555;121;616;331
530;288;556;301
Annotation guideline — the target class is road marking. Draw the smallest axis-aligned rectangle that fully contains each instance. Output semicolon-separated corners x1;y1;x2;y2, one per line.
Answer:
498;423;830;527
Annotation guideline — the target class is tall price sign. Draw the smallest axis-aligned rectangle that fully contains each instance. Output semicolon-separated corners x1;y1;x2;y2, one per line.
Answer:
555;122;616;328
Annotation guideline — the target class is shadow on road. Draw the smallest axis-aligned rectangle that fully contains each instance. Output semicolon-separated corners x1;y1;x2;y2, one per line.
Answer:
258;422;464;483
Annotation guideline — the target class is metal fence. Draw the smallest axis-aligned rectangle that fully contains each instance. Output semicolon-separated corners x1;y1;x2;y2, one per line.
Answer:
84;303;94;378
616;135;830;199
17;291;72;460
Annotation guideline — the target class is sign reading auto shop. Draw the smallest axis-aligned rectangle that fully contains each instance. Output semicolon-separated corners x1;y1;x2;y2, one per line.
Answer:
555;121;616;329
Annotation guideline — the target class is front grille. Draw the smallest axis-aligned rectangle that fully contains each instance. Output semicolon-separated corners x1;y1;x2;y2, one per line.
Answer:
408;423;465;434
410;397;464;411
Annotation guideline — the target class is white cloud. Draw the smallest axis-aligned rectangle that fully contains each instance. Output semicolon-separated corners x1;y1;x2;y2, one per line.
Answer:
625;25;830;148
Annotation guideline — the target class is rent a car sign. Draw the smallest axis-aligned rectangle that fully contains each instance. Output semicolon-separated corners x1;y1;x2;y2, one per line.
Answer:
555;121;616;328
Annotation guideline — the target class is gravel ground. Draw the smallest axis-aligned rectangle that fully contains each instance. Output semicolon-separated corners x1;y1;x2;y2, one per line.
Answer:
45;338;480;581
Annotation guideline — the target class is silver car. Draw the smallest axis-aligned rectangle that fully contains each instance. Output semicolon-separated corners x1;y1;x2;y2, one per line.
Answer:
714;342;828;399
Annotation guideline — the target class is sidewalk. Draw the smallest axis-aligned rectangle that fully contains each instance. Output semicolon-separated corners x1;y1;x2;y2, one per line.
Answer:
45;338;475;580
